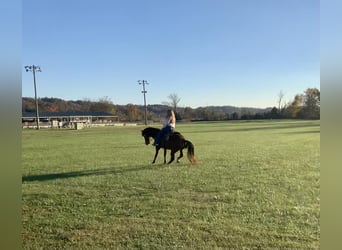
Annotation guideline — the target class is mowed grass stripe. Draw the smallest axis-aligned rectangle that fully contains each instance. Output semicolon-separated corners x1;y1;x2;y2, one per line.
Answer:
22;120;320;249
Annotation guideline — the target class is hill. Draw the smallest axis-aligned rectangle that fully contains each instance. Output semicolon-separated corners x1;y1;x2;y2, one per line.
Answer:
22;97;272;122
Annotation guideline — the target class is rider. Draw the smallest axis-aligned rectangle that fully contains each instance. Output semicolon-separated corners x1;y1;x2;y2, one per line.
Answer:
153;109;176;146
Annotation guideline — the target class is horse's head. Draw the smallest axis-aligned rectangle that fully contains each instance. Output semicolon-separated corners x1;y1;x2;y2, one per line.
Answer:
141;129;151;145
141;127;160;145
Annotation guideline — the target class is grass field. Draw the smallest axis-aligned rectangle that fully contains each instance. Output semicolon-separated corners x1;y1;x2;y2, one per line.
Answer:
22;120;320;249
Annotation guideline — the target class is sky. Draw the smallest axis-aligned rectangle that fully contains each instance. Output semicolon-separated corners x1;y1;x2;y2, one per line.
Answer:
22;0;319;108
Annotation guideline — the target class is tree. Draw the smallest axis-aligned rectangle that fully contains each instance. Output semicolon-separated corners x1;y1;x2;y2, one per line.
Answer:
81;98;92;112
89;96;116;114
162;93;182;120
285;94;304;118
231;112;240;120
240;108;255;120
277;90;286;116
182;107;194;120
303;88;320;119
126;104;139;122
56;99;68;112
167;93;181;112
270;107;279;119
22;97;36;113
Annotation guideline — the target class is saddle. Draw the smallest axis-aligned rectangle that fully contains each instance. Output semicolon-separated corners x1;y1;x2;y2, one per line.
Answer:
162;131;173;143
162;131;181;144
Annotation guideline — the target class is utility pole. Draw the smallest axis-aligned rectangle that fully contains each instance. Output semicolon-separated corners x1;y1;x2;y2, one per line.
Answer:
25;65;42;130
138;80;149;125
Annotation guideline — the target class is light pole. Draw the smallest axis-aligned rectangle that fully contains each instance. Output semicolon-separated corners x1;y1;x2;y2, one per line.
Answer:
138;80;149;125
25;65;41;130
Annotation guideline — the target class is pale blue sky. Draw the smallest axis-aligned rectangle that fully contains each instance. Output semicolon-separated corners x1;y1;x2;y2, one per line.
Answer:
22;0;319;108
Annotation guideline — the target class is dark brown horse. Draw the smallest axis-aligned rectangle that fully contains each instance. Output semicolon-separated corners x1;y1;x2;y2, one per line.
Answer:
141;127;196;165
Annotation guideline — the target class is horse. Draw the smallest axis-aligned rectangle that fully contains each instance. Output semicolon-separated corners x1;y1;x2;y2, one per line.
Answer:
141;127;196;165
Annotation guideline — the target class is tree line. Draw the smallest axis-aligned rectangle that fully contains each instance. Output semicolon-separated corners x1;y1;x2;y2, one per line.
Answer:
271;88;320;119
22;87;319;122
161;88;320;120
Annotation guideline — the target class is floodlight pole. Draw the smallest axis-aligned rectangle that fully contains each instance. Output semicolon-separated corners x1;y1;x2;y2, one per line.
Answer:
138;80;149;125
25;65;41;130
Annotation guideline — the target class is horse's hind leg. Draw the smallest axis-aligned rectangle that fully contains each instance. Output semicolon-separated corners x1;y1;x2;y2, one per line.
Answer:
163;148;167;164
177;149;183;163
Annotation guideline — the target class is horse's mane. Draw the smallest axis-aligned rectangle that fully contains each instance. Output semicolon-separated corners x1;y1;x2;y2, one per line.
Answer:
142;127;160;137
143;127;160;133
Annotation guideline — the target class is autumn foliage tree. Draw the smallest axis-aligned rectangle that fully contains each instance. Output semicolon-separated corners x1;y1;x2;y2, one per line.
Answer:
282;88;320;119
302;88;320;119
285;94;304;118
126;104;139;121
89;96;116;114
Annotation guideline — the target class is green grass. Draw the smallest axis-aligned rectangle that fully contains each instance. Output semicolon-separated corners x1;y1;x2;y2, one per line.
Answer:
22;120;320;249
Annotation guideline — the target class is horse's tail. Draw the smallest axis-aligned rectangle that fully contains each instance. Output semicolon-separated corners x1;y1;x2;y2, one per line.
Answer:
185;140;196;165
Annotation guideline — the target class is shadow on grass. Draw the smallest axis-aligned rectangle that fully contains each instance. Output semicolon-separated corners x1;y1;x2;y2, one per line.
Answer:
187;122;320;134
283;130;320;135
22;164;165;183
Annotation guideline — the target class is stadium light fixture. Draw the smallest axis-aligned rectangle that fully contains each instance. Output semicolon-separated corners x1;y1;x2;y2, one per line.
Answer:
138;80;149;125
24;65;41;130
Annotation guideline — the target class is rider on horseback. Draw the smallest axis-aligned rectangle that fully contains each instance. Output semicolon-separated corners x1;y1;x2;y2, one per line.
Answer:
153;109;176;146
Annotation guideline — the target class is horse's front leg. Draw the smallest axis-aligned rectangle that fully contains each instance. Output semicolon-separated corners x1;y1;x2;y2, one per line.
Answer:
163;148;167;164
152;147;160;164
168;150;175;164
177;149;183;163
